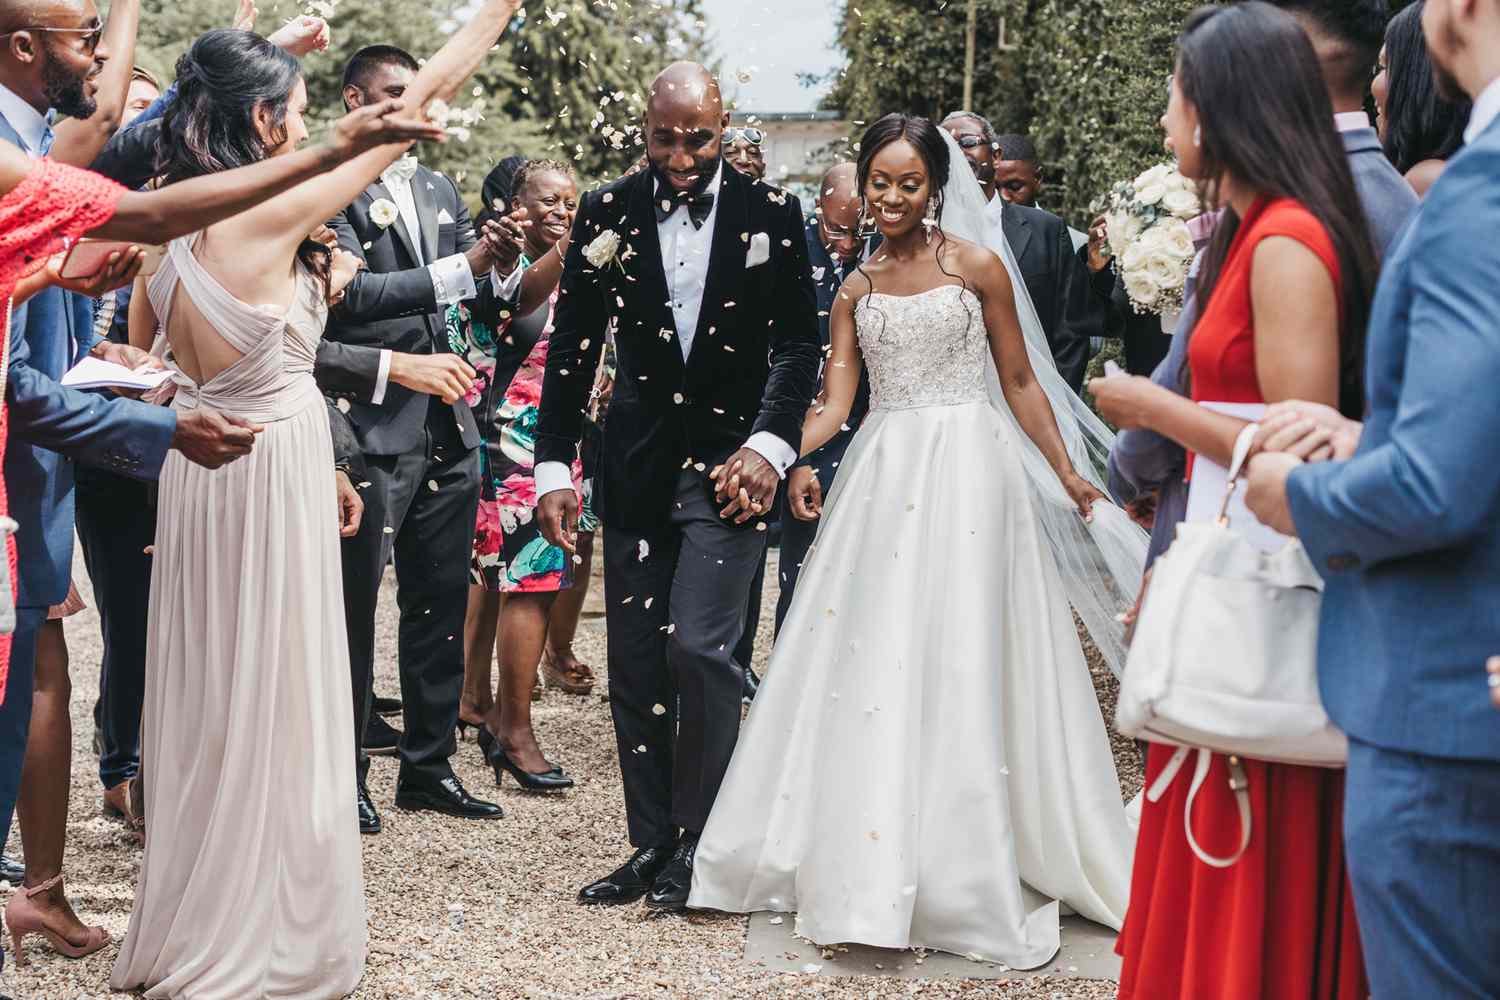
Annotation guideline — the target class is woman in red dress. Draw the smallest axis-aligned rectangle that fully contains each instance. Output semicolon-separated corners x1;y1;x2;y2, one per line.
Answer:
1096;6;1381;998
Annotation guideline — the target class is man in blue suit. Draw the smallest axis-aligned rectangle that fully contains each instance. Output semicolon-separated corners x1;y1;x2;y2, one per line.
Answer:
1245;1;1500;993
0;0;260;870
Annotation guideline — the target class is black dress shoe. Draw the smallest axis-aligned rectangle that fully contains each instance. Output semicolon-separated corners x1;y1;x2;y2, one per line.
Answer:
371;694;403;717
741;667;760;704
394;772;503;820
363;714;402;756
578;843;677;906
357;786;382;835
0;855;23;885
646;831;699;912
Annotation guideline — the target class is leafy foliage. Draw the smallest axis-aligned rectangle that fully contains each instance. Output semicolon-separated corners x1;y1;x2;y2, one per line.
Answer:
121;0;709;204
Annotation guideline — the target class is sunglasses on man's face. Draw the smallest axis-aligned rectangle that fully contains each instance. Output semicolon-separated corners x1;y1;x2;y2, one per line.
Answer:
954;134;993;151
722;127;765;147
1;23;105;54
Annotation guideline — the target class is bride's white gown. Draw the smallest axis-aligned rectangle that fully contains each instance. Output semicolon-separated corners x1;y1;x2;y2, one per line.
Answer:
688;283;1134;969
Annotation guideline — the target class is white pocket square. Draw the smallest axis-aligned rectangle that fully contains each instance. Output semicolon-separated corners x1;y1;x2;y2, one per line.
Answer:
745;232;771;269
436;208;456;225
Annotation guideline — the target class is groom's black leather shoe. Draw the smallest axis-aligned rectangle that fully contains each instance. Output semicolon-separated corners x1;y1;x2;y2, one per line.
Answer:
394;772;503;820
357;785;382;835
578;844;676;906
645;831;699;912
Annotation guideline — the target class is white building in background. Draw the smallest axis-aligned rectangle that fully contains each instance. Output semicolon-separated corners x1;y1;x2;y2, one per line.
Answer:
730;111;848;200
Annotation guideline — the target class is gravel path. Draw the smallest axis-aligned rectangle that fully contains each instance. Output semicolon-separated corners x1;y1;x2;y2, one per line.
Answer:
6;545;1139;999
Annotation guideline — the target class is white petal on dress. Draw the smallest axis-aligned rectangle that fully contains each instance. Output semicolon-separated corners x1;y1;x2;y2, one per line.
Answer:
111;238;367;999
689;285;1134;969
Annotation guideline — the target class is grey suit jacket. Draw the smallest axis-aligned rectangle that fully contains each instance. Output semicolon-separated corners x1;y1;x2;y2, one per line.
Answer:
1343;126;1419;255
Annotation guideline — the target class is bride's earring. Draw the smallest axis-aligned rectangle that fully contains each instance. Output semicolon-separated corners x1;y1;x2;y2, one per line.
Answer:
858;199;876;238
1193;125;1202;148
922;196;940;245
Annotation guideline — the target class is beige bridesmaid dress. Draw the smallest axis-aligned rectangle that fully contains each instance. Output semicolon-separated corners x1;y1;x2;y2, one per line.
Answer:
111;236;367;999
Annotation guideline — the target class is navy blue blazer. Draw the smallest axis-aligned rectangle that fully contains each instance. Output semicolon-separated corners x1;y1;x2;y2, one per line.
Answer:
0;114;175;608
1287;116;1500;763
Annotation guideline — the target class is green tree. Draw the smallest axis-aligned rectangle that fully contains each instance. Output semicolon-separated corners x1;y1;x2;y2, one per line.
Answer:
119;0;710;203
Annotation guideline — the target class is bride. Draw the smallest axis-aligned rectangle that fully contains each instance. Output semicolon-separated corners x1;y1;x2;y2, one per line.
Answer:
689;114;1143;968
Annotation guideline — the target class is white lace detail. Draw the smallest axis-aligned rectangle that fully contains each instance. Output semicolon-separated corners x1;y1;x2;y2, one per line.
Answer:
856;285;989;411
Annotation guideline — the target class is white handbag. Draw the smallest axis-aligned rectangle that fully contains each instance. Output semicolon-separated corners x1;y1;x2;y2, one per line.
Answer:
1116;424;1347;866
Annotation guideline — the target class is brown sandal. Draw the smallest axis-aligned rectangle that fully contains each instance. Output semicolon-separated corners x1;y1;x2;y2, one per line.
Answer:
541;650;594;695
102;777;144;840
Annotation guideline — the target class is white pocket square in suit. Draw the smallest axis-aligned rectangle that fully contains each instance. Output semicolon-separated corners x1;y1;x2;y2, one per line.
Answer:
436;208;456;225
745;232;771;269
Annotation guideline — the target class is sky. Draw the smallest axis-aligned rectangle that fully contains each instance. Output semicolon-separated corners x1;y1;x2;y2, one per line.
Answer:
697;0;841;113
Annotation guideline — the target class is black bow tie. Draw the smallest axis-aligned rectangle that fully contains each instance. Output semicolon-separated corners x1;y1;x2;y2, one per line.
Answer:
655;188;715;230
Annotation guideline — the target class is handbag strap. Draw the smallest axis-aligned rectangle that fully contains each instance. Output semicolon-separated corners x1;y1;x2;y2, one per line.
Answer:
1146;746;1253;868
1215;422;1262;526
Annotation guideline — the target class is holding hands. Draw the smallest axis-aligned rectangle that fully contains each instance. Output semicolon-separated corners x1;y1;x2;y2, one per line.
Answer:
712;449;780;525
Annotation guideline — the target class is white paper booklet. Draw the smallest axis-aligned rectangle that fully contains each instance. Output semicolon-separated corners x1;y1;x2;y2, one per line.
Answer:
1184;401;1294;553
61;356;173;392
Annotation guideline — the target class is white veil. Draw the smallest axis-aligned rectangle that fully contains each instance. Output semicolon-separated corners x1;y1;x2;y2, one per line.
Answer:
935;129;1147;678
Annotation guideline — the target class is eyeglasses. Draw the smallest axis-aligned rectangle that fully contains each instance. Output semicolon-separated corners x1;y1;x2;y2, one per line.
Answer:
953;134;993;150
721;127;765;147
0;23;105;53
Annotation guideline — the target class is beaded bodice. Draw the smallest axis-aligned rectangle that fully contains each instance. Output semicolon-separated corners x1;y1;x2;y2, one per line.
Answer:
855;284;989;411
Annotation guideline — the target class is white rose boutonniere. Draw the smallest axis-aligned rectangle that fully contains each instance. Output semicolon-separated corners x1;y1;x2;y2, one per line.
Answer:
583;229;624;271
369;198;400;230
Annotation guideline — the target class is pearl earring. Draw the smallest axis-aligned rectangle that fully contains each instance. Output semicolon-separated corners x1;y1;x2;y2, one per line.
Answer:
1193;125;1202;148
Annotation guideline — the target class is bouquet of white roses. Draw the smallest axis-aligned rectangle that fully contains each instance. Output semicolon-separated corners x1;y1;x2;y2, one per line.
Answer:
1099;163;1203;321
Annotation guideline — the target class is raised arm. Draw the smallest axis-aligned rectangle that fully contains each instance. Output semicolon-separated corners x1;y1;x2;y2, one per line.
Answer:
244;0;524;252
89;101;445;244
49;0;142;167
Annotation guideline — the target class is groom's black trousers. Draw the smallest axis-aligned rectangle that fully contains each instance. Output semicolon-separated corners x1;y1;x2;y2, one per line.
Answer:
341;409;479;787
603;470;768;848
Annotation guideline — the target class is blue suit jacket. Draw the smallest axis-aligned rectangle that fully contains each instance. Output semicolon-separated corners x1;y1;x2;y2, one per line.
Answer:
1;114;175;608
1287;117;1500;763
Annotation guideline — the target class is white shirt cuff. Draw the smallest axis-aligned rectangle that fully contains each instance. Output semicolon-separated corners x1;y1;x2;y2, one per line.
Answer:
371;349;392;406
534;461;575;500
428;252;477;307
743;432;798;479
491;262;524;302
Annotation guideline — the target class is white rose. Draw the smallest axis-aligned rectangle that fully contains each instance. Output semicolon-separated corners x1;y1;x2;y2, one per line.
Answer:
1137;223;1171;251
1134;164;1172;189
1169;171;1198;193
1122;268;1161;310
1162;187;1200;219
1120;240;1150;274
1145;249;1184;291
1163;220;1196;260
583;229;622;269
1136;182;1167;207
369;198;400;229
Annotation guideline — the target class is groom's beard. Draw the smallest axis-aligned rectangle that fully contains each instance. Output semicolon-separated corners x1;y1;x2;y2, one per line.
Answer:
651;157;719;200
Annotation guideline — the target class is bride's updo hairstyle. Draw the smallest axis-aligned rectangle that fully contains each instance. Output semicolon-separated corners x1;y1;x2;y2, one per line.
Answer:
156;29;332;293
852;113;973;341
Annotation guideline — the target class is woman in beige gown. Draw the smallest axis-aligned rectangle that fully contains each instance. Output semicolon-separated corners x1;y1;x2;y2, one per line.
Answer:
110;4;521;997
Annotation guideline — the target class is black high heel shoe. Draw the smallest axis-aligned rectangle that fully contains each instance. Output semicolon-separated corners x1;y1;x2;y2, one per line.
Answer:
480;730;574;792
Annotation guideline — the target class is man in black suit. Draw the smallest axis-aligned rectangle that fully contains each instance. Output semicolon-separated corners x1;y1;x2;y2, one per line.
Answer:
324;44;521;833
941;111;1095;392
536;62;819;912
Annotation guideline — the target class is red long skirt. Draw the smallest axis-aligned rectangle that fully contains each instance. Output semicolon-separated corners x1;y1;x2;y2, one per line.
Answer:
1117;744;1369;1000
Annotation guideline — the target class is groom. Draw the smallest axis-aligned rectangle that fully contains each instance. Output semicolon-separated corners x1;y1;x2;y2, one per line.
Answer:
536;61;819;911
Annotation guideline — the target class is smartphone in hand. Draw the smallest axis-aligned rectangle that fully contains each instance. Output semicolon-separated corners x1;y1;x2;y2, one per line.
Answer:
59;239;165;280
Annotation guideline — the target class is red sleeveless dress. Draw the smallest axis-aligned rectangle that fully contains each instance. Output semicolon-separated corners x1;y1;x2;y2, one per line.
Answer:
1116;198;1369;1000
0;158;124;700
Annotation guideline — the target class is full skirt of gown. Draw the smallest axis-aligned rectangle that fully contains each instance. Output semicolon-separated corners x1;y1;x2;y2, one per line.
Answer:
111;394;367;999
688;398;1135;969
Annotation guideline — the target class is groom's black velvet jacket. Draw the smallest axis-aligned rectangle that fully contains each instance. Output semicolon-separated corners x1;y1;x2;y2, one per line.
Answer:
536;162;820;533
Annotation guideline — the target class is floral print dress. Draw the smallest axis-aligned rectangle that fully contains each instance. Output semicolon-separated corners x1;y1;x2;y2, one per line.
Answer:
448;289;595;593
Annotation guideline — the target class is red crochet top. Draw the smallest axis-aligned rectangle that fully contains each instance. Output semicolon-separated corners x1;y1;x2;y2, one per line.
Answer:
0;158;125;699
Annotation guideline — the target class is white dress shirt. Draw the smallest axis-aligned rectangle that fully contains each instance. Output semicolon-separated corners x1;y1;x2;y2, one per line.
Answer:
369;156;518;404
0;83;53;157
534;163;797;501
1334;110;1373;133
1465;75;1500;146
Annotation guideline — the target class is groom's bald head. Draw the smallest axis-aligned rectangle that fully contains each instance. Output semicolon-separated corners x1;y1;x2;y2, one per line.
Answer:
643;61;728;195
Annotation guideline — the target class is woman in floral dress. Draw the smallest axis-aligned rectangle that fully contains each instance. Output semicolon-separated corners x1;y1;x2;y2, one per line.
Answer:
452;158;589;791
